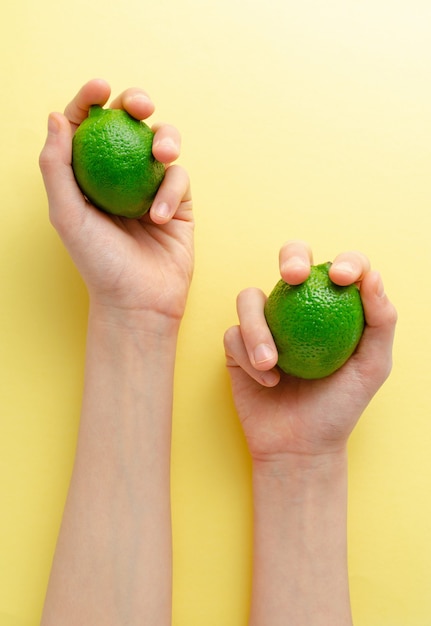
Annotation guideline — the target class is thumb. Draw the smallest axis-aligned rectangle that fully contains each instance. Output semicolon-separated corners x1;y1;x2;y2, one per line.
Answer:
39;112;85;233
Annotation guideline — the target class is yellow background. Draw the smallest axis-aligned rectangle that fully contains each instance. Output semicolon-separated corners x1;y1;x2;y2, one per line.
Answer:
1;0;430;623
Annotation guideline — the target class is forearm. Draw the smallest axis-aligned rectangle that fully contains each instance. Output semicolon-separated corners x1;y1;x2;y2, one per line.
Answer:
249;451;353;626
41;306;180;626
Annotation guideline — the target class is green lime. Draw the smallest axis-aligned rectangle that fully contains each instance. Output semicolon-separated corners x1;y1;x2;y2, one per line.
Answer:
264;262;365;379
72;105;165;218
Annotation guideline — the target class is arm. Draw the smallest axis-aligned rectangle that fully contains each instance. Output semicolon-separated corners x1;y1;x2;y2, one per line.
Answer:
224;240;397;626
250;448;351;625
38;79;194;626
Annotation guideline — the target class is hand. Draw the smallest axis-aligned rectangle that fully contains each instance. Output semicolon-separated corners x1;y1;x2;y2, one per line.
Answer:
224;240;397;465
39;79;194;324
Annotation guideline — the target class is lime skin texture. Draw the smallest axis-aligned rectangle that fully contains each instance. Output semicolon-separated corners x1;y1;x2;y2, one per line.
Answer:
264;262;365;379
72;105;165;219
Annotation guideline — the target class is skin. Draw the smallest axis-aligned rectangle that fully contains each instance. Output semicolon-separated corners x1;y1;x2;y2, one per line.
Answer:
39;79;397;625
39;79;194;626
223;239;397;625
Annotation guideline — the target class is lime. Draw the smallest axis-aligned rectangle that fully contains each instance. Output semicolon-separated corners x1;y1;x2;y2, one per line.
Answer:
72;105;165;218
264;262;365;379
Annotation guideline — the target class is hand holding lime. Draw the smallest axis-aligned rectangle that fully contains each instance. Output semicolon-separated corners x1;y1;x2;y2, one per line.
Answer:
72;105;165;218
264;262;365;379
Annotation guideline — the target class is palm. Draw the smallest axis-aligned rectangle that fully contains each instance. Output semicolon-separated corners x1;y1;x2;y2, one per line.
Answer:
64;196;194;320
40;81;195;323
228;358;370;460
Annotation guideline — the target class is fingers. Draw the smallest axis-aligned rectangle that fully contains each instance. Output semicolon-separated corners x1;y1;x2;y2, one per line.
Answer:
64;78;111;129
152;124;181;164
149;164;192;224
39;112;87;235
64;81;179;163
225;240;396;397
279;239;313;284
109;87;155;120
42;79;185;226
225;241;396;393
223;288;280;387
353;270;398;385
330;250;371;286
278;240;372;288
40;79;115;237
224;324;281;388
237;288;278;368
109;89;182;164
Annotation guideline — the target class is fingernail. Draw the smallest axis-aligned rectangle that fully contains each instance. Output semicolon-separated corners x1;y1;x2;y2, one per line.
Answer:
332;261;355;277
254;343;275;365
127;93;152;107
153;202;170;219
375;272;385;298
47;113;59;135
282;256;308;272
153;137;177;152
261;370;279;386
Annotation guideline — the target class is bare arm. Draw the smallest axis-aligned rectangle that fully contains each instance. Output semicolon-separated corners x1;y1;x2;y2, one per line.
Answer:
39;79;194;625
250;452;351;625
224;240;397;625
41;311;178;624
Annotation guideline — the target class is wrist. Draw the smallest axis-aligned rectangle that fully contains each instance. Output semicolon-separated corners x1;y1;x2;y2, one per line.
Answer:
251;447;348;483
88;300;182;340
82;300;179;448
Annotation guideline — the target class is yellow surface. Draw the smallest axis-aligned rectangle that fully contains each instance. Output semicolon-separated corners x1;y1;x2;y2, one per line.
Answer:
1;0;430;623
